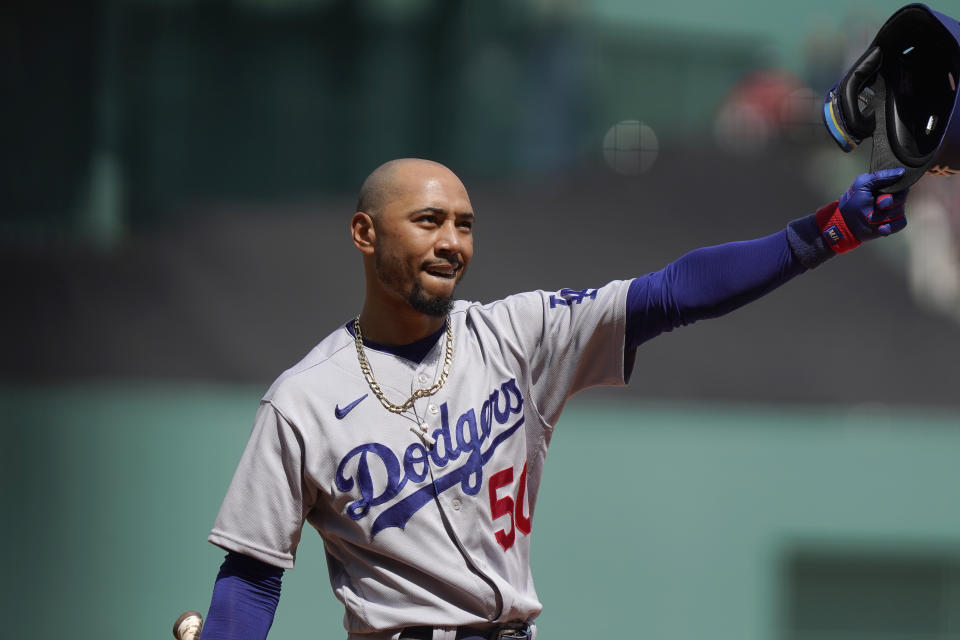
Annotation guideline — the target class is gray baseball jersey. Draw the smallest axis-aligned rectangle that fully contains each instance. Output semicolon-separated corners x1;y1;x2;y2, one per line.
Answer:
209;279;632;639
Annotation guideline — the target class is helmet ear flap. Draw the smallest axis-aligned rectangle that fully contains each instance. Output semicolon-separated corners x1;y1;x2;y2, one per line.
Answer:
823;45;883;151
839;46;883;139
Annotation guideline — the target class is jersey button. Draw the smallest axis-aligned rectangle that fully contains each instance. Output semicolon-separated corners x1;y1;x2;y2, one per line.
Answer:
451;498;462;511
428;404;439;415
417;373;429;385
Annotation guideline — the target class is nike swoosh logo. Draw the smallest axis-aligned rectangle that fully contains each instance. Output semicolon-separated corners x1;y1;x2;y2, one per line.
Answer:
335;394;368;419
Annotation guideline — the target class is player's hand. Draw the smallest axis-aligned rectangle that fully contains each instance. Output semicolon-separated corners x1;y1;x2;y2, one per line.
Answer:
816;168;909;254
839;169;909;238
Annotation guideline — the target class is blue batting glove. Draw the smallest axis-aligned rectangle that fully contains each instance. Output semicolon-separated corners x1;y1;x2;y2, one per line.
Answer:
816;168;909;254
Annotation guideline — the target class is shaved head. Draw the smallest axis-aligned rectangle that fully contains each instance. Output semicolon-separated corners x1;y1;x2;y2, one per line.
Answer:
355;158;459;218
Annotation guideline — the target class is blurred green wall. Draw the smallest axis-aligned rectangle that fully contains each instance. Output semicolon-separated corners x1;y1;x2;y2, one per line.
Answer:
4;385;959;640
588;0;920;70
5;0;930;244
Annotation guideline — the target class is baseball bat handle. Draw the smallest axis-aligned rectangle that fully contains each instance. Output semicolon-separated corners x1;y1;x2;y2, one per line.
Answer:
173;610;203;640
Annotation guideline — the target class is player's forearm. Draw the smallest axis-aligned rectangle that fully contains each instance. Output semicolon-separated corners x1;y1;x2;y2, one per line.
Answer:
626;227;809;347
201;552;284;640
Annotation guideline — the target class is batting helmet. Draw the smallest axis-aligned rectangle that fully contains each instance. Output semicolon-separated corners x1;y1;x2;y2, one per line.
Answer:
823;3;960;191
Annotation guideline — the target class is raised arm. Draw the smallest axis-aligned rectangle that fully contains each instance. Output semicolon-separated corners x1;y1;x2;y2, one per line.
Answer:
626;169;909;348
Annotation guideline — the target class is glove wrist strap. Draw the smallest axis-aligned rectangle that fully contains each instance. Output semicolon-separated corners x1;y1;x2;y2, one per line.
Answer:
816;200;861;254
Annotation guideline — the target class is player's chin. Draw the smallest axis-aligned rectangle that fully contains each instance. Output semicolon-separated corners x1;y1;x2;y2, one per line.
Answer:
409;292;454;317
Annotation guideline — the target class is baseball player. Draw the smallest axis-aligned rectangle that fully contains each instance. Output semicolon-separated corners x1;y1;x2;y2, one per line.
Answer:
201;158;909;640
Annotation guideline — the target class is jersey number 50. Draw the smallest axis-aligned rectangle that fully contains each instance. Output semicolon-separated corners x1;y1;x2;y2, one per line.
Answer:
487;462;532;551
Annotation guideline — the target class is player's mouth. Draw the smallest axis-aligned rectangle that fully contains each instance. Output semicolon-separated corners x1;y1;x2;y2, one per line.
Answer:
423;262;460;280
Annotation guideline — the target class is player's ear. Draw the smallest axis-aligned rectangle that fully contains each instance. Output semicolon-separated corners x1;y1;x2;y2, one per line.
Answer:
351;211;376;255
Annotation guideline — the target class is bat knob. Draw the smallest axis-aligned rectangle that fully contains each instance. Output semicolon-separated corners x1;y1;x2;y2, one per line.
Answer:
173;610;203;640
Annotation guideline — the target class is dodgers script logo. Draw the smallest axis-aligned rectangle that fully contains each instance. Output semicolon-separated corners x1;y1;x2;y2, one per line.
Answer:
335;378;525;537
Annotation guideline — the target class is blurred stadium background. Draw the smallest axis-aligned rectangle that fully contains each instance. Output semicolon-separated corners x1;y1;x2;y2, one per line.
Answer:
3;1;960;639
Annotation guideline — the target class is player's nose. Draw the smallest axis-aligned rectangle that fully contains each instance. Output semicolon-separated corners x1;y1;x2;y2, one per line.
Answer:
435;219;462;253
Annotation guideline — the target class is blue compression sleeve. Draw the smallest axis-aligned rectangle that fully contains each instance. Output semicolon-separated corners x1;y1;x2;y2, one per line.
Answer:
201;552;284;640
626;229;806;348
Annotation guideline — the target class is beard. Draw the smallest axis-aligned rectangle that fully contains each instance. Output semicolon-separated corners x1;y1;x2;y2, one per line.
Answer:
375;250;461;318
407;280;454;317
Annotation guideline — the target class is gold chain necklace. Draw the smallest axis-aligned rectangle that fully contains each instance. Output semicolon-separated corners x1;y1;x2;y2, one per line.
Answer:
353;316;454;414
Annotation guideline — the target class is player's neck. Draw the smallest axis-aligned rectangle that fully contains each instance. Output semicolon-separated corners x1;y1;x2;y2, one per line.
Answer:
357;300;446;346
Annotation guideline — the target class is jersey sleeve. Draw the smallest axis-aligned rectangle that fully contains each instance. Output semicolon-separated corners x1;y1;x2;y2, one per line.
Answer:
474;279;631;425
626;229;805;347
208;402;316;570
